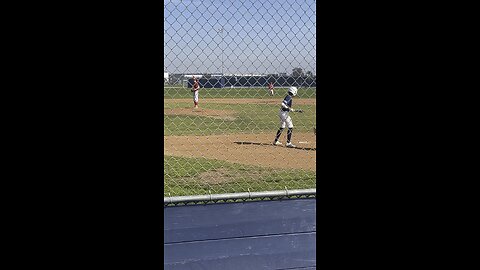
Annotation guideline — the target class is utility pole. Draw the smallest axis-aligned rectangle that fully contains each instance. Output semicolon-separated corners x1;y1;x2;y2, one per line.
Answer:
218;27;224;88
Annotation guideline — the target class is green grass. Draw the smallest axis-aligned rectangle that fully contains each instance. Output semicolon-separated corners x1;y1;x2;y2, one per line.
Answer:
164;155;316;197
164;87;316;99
163;87;317;196
164;100;316;136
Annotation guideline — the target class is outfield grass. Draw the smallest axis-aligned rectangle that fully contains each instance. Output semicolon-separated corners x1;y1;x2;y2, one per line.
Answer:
164;156;316;197
164;87;317;196
164;87;316;99
164;101;316;136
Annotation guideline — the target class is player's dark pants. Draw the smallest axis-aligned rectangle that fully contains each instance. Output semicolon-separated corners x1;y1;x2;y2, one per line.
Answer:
274;127;293;143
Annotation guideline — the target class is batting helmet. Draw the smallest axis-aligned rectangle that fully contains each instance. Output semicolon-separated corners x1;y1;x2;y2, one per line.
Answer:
288;87;298;96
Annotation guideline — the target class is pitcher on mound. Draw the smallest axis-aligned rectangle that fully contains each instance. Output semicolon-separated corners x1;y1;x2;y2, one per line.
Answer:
191;76;200;108
267;82;275;96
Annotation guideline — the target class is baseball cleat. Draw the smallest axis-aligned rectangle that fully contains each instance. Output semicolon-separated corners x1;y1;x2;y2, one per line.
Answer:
273;141;282;146
286;142;296;148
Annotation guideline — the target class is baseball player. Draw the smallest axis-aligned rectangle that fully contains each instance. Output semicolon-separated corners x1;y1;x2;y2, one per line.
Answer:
273;86;298;148
267;82;274;96
191;76;200;108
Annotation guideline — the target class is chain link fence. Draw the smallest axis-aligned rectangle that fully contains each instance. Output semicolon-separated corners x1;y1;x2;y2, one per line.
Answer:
164;0;316;199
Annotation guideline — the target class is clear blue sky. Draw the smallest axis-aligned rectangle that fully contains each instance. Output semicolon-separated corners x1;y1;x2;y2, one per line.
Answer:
164;0;316;75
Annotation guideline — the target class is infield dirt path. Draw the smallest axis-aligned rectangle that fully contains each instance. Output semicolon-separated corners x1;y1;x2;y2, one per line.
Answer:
164;132;316;171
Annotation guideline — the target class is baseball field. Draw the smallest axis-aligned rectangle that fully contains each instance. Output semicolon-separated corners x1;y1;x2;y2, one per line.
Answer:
164;87;317;197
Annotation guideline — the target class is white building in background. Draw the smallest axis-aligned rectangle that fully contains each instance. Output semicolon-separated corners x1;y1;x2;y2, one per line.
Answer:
225;73;264;77
164;72;169;83
183;75;203;79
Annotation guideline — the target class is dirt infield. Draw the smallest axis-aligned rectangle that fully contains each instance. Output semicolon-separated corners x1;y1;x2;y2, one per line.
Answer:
164;98;316;171
164;132;316;171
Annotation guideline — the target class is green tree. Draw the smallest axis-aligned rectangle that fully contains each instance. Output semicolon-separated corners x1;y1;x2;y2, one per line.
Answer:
292;68;304;77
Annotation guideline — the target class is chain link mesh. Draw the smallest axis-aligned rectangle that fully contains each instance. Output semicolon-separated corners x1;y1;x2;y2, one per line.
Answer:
164;0;316;197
